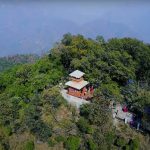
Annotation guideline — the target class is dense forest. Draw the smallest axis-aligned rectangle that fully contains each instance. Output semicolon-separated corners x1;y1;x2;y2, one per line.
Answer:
0;54;39;72
0;34;150;150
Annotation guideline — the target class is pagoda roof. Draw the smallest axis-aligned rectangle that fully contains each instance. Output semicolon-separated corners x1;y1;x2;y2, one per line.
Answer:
69;70;85;78
65;80;89;90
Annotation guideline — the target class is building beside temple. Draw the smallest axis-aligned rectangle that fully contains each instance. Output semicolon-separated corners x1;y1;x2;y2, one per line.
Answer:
65;70;94;100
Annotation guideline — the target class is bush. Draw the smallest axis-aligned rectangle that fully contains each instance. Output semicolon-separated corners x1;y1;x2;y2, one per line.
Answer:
77;117;92;134
48;138;57;147
124;145;130;150
87;126;94;134
23;141;34;150
115;137;126;147
0;144;4;150
65;136;80;150
105;132;116;146
42;87;66;108
80;104;90;119
33;121;52;141
129;138;140;150
0;126;12;137
87;139;97;150
55;136;66;143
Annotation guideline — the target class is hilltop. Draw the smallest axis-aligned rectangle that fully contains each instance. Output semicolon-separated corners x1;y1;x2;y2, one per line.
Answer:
0;34;150;150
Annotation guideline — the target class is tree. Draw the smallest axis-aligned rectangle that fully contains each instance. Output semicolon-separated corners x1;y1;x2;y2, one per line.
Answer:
42;86;66;108
24;95;52;141
96;35;105;45
77;117;93;134
61;33;72;46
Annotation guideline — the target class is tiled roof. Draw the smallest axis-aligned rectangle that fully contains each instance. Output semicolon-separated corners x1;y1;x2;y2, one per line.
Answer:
65;80;88;90
69;70;85;78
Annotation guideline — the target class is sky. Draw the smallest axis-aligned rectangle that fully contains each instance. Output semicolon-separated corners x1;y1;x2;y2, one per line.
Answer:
0;0;150;56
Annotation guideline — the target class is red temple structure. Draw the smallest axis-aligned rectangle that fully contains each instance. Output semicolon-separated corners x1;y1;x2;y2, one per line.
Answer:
65;70;94;99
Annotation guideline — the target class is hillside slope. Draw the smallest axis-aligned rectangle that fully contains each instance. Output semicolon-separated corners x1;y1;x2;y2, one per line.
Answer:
0;34;150;150
0;54;39;72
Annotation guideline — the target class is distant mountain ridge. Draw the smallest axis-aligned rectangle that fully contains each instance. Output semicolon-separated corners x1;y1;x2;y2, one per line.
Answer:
0;18;149;57
0;54;39;72
80;19;140;40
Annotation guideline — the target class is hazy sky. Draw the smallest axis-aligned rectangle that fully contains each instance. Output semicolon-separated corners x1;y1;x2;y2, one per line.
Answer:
0;1;150;56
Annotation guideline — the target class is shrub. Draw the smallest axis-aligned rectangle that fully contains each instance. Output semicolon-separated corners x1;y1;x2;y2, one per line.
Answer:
86;126;94;134
80;104;90;119
129;138;140;150
87;139;97;150
55;136;66;143
65;136;80;150
105;132;116;146
1;126;12;137
77;117;92;134
0;144;4;150
48;138;57;147
23;141;34;150
124;145;130;150
115;137;126;147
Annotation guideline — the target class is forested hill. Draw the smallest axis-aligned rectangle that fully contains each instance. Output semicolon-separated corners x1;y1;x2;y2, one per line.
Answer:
0;54;39;72
0;34;150;150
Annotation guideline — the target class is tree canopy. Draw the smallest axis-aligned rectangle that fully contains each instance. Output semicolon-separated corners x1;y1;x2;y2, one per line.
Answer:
0;34;150;149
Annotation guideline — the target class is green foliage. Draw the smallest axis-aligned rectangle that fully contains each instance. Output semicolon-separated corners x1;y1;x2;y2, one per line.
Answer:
105;132;116;147
115;137;126;147
0;96;21;127
55;136;66;143
24;95;52;141
0;54;39;72
96;35;105;45
65;136;81;150
42;86;66;108
134;90;150;108
0;34;150;149
0;126;12;137
87;138;97;150
0;145;4;150
129;138;140;150
80;100;114;149
48;138;57;147
23;141;34;150
88;100;112;127
124;145;130;150
77;117;93;134
99;82;121;101
0;144;4;150
107;38;150;82
80;104;91;119
61;33;72;46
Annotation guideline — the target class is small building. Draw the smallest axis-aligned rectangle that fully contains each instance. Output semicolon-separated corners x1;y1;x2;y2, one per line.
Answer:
65;70;94;99
112;104;133;124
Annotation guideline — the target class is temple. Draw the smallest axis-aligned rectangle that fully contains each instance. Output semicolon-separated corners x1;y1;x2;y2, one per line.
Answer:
65;70;94;99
